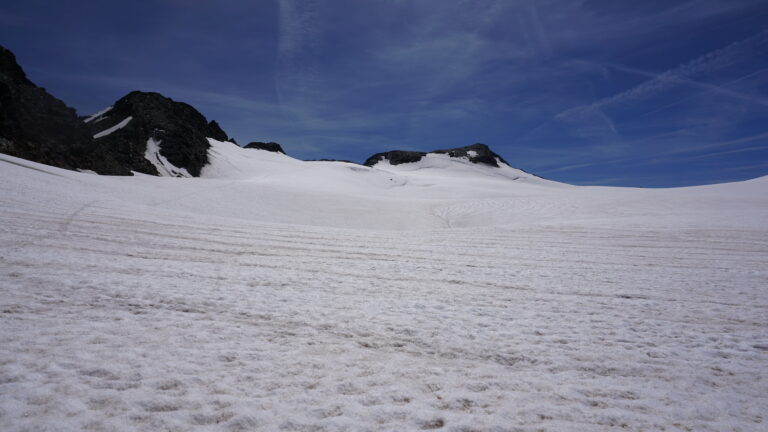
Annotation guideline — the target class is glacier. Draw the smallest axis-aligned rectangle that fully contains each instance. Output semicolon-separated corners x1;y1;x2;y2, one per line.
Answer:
0;141;766;431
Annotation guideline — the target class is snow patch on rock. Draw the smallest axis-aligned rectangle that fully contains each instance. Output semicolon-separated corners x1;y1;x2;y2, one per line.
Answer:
144;138;191;177
83;106;112;123
93;116;132;138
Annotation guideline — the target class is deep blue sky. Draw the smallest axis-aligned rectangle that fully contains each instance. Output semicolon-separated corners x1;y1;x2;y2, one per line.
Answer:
2;0;767;186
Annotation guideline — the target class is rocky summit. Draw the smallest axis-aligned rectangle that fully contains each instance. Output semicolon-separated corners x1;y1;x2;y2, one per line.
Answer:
0;45;128;175
87;91;233;177
363;143;510;168
244;142;285;154
1;45;521;178
0;45;235;177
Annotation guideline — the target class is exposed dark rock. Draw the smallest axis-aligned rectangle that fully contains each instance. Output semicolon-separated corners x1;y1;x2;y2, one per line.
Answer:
363;143;509;168
433;143;510;167
0;45;129;175
2;45;526;179
363;150;427;167
207;120;230;143
1;46;235;177
244;141;285;154
0;46;33;87
88;91;232;176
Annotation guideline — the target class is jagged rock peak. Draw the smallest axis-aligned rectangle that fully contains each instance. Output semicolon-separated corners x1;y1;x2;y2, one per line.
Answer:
244;142;285;154
87;90;233;176
0;45;129;175
111;91;230;142
363;143;510;168
0;46;33;86
207;120;229;143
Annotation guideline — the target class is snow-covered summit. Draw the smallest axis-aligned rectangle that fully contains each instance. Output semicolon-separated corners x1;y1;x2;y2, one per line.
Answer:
359;143;551;187
5;46;556;183
364;143;511;168
200;139;558;195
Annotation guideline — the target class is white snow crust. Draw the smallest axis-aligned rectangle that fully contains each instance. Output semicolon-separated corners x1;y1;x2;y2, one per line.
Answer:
93;116;132;138
1;145;767;431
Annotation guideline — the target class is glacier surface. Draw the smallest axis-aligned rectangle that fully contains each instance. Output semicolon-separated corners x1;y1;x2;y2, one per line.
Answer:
1;142;767;431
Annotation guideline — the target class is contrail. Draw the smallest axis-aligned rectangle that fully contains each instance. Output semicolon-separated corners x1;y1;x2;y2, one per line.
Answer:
603;62;768;108
516;29;768;142
561;29;768;117
275;0;320;109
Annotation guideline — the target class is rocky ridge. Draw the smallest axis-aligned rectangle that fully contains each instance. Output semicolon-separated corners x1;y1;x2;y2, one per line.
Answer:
1;45;235;177
2;46;525;178
0;46;128;175
244;142;285;154
86;91;232;176
363;143;510;168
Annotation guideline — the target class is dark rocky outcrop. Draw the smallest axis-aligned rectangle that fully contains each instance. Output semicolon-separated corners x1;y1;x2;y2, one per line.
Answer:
244;141;285;154
1;46;235;177
87;91;232;176
207;120;229;143
363;143;509;168
433;143;510;167
363;150;426;167
0;45;129;174
2;46;528;179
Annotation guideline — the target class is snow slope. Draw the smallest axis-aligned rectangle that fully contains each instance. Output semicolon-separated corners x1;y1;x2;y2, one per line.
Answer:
1;147;767;432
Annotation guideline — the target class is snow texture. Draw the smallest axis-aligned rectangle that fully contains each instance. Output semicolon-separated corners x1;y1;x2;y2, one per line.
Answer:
0;143;767;432
93;116;132;138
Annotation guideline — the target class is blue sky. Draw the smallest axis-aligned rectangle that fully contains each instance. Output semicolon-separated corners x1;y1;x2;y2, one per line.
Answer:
2;0;767;186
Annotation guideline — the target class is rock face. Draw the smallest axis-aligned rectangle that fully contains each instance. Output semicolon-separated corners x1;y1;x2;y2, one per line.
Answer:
364;143;510;168
363;150;426;167
0;45;128;174
2;45;523;178
244;141;285;154
88;91;232;176
1;46;234;177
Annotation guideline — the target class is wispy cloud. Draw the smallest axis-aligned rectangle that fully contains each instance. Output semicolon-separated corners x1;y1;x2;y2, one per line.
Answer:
275;0;322;109
648;131;768;161
604;62;768;107
688;145;768;159
557;29;768;119
537;161;604;174
5;0;766;185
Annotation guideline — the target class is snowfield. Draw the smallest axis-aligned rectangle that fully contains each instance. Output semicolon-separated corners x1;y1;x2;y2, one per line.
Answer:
1;142;767;432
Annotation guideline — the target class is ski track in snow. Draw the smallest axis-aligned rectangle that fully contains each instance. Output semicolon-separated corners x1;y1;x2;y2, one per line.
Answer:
0;153;767;431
